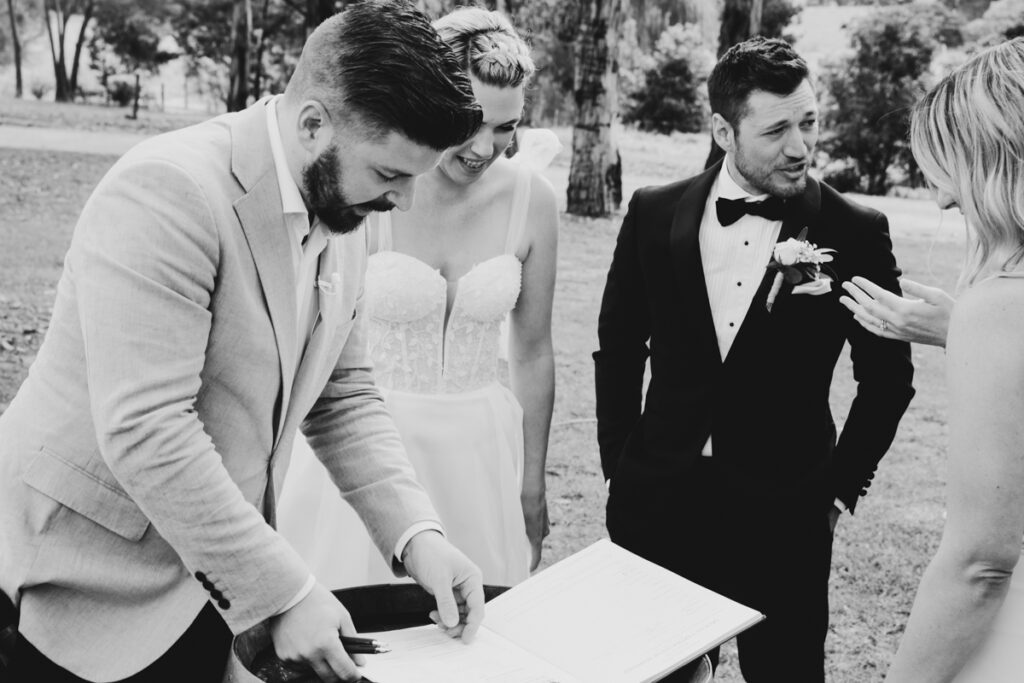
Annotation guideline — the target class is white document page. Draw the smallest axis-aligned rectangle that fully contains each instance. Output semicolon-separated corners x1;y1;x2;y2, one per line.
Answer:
356;624;579;683
484;539;764;683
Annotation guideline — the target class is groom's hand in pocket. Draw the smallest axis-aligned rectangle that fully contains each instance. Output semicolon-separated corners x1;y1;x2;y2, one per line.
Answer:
402;529;485;642
270;581;364;682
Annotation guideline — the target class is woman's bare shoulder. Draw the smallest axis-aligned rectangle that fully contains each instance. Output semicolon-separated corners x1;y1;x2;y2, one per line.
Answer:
949;273;1024;358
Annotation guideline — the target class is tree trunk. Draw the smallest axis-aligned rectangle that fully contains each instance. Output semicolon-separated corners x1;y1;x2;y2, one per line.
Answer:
566;0;624;217
44;0;71;101
68;0;94;100
750;0;763;36
227;0;252;111
6;0;23;97
305;0;335;37
129;71;140;119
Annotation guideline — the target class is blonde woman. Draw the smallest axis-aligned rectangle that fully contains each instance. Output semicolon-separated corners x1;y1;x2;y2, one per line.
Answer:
884;37;1024;682
279;6;559;588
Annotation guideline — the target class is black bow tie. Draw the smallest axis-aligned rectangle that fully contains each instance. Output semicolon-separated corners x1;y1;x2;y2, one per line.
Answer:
716;196;786;226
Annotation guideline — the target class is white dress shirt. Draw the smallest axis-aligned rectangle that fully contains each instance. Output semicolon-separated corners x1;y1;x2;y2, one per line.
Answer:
264;97;443;612
698;161;782;457
700;162;784;360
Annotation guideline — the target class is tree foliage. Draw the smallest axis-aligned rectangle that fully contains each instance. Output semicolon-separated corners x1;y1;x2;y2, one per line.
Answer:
964;0;1024;43
87;0;175;115
622;56;704;133
621;22;712;134
942;0;995;20
820;3;964;195
167;0;309;110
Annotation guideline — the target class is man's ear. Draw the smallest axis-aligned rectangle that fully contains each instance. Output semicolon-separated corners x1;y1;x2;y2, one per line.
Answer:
711;113;735;154
296;100;332;154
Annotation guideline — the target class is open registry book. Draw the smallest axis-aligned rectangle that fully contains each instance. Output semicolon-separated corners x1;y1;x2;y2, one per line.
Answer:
357;539;764;683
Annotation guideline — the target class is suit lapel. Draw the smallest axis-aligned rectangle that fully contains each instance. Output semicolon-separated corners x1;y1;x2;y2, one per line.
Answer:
670;163;722;366
229;103;298;446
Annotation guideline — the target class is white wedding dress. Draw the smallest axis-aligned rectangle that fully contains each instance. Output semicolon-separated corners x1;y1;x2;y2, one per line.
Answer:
278;132;560;588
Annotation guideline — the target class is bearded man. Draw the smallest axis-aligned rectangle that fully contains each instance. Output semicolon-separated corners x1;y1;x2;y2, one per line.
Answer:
0;2;487;681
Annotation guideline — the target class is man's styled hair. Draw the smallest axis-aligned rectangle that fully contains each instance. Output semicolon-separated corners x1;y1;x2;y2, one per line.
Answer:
287;0;481;150
911;37;1024;288
707;37;810;128
433;7;535;89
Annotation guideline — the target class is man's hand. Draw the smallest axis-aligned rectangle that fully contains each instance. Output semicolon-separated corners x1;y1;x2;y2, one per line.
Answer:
269;582;363;682
401;530;485;642
839;276;954;348
521;490;550;571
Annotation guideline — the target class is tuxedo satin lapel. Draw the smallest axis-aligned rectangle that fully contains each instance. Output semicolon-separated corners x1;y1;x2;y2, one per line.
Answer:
230;104;298;445
726;179;823;360
670;164;722;365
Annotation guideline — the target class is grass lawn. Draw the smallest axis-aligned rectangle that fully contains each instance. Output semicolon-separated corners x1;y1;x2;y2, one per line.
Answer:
0;96;210;134
0;101;967;681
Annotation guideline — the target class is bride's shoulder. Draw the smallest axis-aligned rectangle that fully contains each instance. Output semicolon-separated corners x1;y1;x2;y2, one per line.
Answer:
959;270;1024;308
950;272;1024;357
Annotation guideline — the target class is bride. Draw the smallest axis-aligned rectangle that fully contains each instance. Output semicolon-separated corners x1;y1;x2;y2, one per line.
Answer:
278;6;559;588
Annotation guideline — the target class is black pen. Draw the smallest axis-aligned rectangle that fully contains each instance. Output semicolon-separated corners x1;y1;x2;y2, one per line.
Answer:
340;634;391;655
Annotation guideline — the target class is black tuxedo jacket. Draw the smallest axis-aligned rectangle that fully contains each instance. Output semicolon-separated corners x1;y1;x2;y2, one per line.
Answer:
594;162;915;514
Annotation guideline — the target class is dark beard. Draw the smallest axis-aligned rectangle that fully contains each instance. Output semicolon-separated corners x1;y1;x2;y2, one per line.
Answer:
734;146;808;199
302;144;396;234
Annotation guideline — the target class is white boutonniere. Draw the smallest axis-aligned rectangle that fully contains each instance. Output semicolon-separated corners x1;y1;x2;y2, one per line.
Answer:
766;227;836;312
316;272;342;296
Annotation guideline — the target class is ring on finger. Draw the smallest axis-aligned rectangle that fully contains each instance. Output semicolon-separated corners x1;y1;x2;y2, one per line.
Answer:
879;319;888;332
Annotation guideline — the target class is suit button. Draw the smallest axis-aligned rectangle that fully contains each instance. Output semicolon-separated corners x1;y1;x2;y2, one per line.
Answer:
201;580;214;591
210;589;223;601
217;599;231;610
194;571;207;582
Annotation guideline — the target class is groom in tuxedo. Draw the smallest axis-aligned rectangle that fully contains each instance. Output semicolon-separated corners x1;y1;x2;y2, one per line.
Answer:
595;38;915;681
0;2;486;682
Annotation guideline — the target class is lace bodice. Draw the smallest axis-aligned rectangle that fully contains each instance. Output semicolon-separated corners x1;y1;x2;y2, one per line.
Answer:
364;166;533;394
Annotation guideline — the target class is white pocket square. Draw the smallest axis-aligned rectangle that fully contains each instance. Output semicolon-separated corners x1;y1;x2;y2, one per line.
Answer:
792;277;833;296
316;272;342;296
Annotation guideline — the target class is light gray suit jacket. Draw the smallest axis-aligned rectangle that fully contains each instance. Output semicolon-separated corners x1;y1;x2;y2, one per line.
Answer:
0;102;439;680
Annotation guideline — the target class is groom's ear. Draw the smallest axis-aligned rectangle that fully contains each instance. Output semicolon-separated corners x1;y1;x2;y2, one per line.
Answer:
296;100;333;153
711;113;735;155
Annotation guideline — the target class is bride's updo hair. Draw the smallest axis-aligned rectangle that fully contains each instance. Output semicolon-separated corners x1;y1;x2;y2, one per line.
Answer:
433;7;535;89
911;37;1024;286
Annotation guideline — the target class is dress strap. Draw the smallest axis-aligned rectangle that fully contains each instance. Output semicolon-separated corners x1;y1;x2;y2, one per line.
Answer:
504;165;533;256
